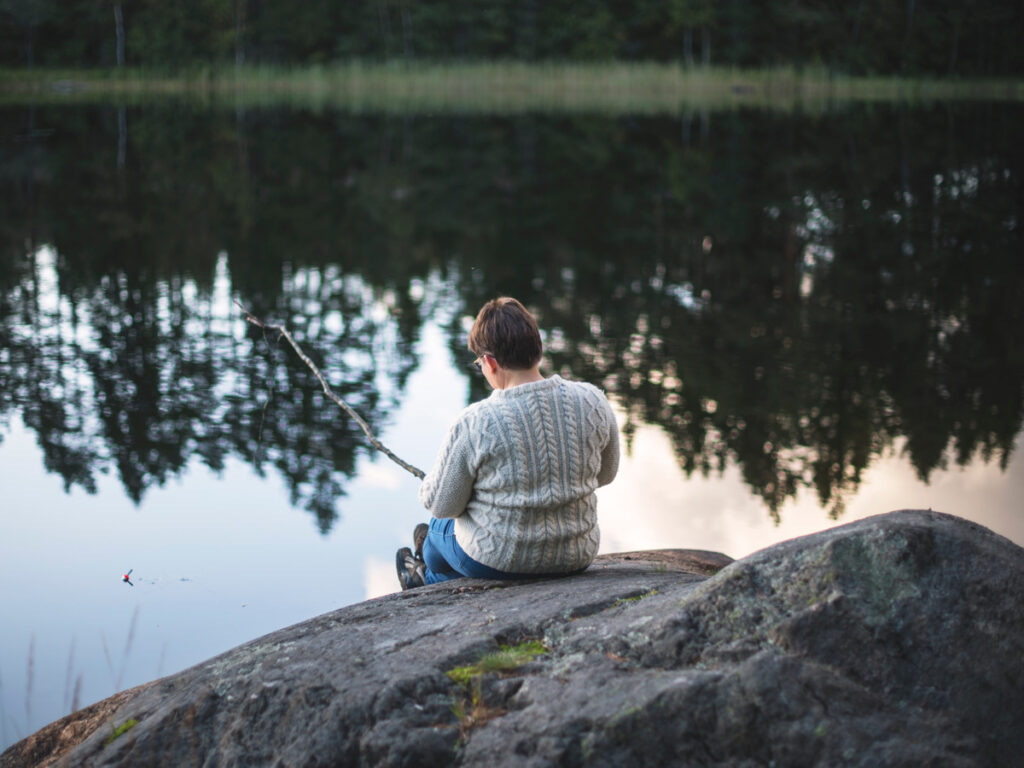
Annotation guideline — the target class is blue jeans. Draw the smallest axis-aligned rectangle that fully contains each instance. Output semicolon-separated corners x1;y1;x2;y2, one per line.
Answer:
422;518;563;585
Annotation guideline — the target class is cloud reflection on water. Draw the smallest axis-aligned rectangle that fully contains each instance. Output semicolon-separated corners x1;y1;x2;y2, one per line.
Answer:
598;412;1024;561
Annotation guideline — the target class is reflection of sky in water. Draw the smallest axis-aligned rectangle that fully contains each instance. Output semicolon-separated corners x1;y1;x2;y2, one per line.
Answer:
2;318;1023;750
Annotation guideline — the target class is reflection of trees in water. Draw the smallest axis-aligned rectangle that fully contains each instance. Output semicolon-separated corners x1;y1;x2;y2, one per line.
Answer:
0;104;1020;522
1;247;419;532
520;110;1023;518
229;269;420;530
438;108;1023;518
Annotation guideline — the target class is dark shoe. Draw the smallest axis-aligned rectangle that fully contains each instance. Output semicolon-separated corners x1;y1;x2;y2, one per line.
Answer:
396;547;426;590
413;523;428;560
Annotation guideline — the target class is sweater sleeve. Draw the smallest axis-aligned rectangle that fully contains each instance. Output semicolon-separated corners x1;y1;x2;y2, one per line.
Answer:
417;415;477;519
597;396;620;488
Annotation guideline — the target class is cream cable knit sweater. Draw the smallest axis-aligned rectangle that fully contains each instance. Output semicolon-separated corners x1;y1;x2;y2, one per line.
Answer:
418;375;620;574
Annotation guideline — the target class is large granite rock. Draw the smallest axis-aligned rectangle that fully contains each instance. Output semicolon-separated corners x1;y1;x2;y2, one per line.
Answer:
4;510;1022;767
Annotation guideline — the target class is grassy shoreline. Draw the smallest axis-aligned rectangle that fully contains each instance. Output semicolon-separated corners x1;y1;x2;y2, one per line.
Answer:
1;62;1022;112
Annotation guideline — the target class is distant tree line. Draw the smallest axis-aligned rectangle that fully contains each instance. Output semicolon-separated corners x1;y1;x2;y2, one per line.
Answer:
1;0;1022;76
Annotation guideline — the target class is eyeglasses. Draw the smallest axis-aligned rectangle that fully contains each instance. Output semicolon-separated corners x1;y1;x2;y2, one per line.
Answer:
470;353;493;374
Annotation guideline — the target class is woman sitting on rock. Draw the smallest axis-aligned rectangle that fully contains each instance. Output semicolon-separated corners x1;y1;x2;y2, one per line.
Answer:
397;296;620;589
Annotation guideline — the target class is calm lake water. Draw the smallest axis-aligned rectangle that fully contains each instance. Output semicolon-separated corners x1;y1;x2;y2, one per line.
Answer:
1;101;1022;749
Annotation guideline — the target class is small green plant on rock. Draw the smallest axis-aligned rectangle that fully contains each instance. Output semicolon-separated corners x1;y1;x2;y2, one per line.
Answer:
615;589;659;606
446;640;548;746
445;640;548;686
449;677;499;746
104;718;138;746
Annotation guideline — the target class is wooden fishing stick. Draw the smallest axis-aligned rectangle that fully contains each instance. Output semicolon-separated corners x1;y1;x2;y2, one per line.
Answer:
235;299;426;480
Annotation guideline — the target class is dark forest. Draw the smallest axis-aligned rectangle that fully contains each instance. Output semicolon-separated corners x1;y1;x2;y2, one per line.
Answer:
2;1;1023;77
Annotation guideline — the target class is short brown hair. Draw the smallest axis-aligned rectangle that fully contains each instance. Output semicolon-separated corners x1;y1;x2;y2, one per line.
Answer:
468;297;543;370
